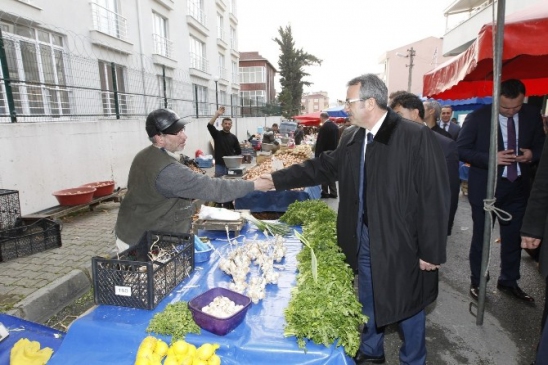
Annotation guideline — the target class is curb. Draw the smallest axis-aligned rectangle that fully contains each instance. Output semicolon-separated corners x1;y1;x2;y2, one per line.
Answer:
9;269;92;323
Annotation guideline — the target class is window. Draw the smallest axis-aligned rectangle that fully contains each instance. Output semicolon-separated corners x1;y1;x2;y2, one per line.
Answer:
217;14;225;40
188;0;206;25
98;60;127;115
193;83;208;116
229;0;236;15
230;26;237;50
189;36;207;72
239;66;265;83
231;60;238;82
152;13;171;58
91;0;127;40
0;22;70;117
240;90;265;104
218;54;226;79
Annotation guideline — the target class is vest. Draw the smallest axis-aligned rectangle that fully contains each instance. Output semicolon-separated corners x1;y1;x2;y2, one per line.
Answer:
115;146;193;245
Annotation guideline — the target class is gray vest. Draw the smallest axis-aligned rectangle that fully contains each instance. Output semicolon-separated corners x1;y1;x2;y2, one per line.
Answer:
115;146;193;246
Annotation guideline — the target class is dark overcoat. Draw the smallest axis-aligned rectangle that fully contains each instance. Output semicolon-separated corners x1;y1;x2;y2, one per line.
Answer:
272;109;449;326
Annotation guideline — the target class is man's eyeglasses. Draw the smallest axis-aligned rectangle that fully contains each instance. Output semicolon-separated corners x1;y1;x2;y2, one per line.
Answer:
345;98;364;107
163;126;185;135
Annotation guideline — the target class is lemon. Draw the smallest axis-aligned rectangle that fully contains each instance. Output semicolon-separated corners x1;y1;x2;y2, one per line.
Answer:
172;340;189;356
136;347;154;360
208;354;221;365
134;358;150;365
139;336;157;351
154;339;169;357
196;343;218;360
180;355;194;365
193;359;208;365
186;344;197;358
166;347;175;358
163;355;179;365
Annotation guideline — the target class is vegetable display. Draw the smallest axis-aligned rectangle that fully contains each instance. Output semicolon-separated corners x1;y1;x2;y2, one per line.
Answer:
146;301;201;342
280;200;368;357
134;335;221;365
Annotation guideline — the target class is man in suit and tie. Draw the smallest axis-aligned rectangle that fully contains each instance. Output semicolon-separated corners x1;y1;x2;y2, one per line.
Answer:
423;99;453;140
458;79;545;302
439;105;461;140
315;112;340;198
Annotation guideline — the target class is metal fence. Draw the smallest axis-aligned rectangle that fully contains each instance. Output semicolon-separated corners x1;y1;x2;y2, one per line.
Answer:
0;29;270;123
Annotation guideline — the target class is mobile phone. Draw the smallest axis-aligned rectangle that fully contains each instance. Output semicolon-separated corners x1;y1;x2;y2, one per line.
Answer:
0;322;9;342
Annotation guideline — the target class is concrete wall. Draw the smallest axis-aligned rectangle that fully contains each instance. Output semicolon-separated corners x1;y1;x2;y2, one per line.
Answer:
0;115;281;215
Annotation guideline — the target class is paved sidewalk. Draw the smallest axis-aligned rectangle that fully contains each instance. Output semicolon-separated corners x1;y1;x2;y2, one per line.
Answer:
0;201;119;322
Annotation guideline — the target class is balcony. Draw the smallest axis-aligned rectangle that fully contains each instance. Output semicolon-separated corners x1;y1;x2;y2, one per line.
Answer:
90;2;128;41
217;29;228;49
187;2;207;27
152;34;173;59
230;38;239;57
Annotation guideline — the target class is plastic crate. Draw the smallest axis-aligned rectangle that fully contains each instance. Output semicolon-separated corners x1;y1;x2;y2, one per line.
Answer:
92;231;194;310
0;219;62;262
195;157;214;168
0;189;21;231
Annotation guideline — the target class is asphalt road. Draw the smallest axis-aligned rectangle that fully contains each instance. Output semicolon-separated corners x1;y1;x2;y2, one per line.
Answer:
323;192;544;365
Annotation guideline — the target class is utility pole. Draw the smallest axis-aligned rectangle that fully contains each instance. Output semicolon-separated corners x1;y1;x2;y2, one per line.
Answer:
406;47;415;92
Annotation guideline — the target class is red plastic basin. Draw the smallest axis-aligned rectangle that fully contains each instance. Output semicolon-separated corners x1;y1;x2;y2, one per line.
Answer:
52;187;96;206
80;181;115;197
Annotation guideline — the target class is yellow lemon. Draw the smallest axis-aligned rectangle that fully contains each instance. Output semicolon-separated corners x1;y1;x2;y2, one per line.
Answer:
186;344;197;358
172;340;189;356
193;359;208;365
163;355;179;365
208;354;221;365
136;347;154;360
196;343;216;360
180;355;194;365
166;347;175;358
134;358;150;365
154;339;169;357
139;336;157;351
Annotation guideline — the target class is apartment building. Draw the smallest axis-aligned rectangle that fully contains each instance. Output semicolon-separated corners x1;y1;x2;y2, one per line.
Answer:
301;91;329;114
0;0;240;122
238;51;276;114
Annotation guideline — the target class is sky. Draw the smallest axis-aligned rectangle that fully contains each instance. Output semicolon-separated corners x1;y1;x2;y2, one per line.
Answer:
237;0;458;104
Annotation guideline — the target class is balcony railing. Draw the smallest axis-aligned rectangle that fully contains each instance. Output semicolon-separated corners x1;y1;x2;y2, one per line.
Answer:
219;67;228;80
90;2;128;41
232;72;239;83
152;34;173;59
217;28;225;42
187;2;207;26
230;37;237;51
190;52;208;73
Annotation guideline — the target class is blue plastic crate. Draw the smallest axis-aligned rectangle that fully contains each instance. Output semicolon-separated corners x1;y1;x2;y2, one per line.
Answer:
195;158;213;168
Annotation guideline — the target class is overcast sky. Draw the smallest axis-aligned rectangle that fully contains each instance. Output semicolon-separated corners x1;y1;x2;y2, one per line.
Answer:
237;0;458;104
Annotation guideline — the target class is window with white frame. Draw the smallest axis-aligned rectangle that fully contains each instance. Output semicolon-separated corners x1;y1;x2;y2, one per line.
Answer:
217;13;225;41
240;90;265;104
230;26;237;50
152;12;171;58
231;60;238;82
0;21;71;117
98;60;127;115
229;0;236;15
239;66;265;83
219;90;227;106
91;0;127;40
218;54;226;79
188;0;206;25
189;36;207;72
193;83;208;116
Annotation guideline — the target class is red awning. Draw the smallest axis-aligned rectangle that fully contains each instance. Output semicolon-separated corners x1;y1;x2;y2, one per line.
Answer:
293;112;344;126
423;3;548;99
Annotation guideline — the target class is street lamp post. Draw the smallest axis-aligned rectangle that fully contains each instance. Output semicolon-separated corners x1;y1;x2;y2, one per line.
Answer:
397;47;416;92
213;75;219;110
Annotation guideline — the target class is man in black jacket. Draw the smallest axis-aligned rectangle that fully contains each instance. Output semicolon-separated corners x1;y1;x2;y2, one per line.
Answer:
208;106;241;177
315;112;339;198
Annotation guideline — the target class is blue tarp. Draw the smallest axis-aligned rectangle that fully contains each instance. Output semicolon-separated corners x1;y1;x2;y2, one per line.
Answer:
48;224;353;365
324;106;348;118
235;186;321;212
0;313;65;364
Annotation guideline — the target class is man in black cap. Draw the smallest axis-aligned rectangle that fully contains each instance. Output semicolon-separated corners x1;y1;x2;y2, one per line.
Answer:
115;108;270;251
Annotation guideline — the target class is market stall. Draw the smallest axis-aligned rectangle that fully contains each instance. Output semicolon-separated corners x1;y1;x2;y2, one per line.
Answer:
46;225;353;365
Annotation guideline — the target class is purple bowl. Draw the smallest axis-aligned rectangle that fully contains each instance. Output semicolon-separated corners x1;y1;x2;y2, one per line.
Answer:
188;287;251;336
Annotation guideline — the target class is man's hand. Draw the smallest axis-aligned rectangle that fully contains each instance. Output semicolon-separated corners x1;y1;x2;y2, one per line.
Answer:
521;236;541;249
515;148;532;163
252;174;275;191
497;150;516;166
419;259;440;271
209;106;226;125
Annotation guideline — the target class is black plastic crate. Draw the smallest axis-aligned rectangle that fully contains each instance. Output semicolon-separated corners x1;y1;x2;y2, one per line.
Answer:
0;219;62;262
92;231;194;310
0;189;21;231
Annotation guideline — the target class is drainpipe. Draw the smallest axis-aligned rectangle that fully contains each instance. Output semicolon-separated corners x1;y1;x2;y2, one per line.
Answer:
135;0;148;113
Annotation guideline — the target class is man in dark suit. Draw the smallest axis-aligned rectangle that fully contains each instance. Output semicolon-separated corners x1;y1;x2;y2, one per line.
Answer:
521;137;548;365
458;79;545;302
439;105;461;140
423;99;453;140
390;92;460;235
315;112;339;198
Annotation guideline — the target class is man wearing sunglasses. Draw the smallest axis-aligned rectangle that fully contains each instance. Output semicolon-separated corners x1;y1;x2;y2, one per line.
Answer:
115;108;270;252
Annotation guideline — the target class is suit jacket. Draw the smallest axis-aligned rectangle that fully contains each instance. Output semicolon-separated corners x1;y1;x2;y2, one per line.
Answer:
457;103;545;206
315;120;339;157
272;109;449;326
521;137;548;279
439;121;461;140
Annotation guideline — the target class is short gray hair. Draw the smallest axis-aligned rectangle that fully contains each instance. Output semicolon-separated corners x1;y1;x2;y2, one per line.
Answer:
424;99;441;120
347;74;388;110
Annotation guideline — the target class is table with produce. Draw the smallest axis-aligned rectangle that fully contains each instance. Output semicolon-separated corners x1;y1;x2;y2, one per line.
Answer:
46;200;366;365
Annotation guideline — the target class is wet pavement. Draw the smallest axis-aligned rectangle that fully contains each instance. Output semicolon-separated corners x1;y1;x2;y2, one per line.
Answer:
0;187;545;364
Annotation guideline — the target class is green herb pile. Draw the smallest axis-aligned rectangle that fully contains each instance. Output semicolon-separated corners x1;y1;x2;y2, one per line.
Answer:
146;301;200;342
280;200;368;357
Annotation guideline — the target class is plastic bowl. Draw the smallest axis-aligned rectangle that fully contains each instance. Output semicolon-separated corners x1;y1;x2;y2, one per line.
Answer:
194;240;213;263
261;143;276;152
80;181;115;197
188;287;251;336
52;187;96;206
223;156;243;168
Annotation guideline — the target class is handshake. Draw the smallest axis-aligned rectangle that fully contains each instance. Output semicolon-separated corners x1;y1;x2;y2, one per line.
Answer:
251;174;275;191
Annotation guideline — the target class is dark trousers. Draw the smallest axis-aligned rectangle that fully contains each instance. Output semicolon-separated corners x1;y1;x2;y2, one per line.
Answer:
537;278;548;364
357;224;426;364
469;178;527;287
321;181;337;196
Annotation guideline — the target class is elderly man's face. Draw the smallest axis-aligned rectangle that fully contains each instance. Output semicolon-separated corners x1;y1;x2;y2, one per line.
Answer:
156;129;187;152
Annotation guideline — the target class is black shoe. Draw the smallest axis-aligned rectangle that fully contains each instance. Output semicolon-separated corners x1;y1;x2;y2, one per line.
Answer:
328;193;338;199
353;350;386;364
321;193;330;199
496;283;535;303
470;284;479;300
